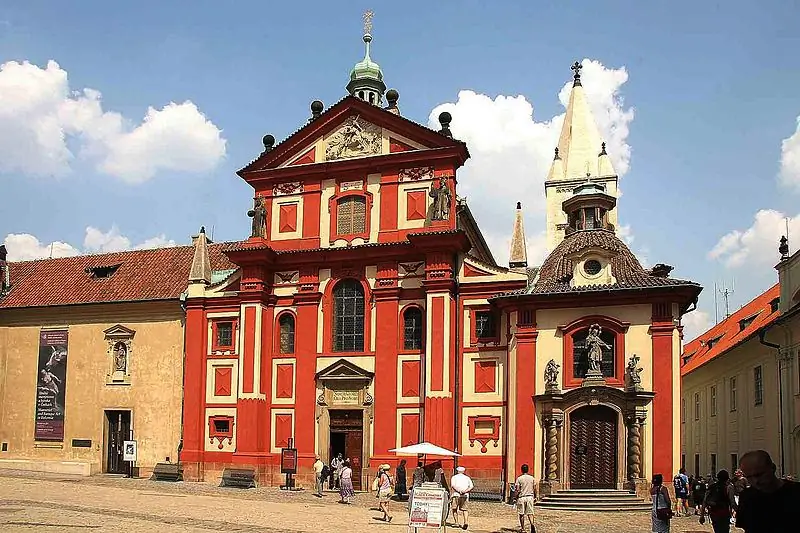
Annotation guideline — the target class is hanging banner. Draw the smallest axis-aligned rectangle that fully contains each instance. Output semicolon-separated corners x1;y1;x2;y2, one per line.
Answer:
34;329;69;441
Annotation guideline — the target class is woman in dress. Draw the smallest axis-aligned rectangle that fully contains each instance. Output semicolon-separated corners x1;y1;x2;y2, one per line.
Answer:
338;459;355;504
651;473;672;532
395;459;407;499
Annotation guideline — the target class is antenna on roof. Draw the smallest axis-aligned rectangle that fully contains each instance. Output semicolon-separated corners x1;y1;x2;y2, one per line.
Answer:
49;242;54;259
714;282;718;323
210;224;215;242
718;281;735;320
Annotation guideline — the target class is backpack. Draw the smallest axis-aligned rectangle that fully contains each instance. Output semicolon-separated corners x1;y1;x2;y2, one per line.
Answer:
371;475;380;492
706;482;731;517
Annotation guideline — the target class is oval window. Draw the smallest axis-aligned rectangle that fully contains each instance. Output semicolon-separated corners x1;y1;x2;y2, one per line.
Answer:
584;259;602;276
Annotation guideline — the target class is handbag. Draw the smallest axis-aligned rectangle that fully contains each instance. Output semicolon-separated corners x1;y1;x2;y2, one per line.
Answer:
655;490;673;521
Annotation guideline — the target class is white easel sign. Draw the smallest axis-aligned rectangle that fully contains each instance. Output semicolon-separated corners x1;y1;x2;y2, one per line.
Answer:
409;484;448;530
123;440;137;462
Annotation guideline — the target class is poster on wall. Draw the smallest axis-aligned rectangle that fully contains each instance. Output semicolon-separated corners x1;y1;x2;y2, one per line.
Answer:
34;329;69;441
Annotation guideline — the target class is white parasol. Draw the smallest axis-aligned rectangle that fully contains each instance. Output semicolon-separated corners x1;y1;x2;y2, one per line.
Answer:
388;441;460;457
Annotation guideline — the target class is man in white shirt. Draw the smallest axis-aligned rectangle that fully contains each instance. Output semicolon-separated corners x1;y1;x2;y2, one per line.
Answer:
514;464;537;533
450;466;474;530
312;454;324;497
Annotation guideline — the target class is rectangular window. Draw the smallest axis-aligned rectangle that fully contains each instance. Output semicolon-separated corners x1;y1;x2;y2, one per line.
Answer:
694;392;700;421
213;321;235;351
681;454;686;472
336;196;367;235
681;398;686;423
711;453;717;477
731;453;738;472
694;454;700;478
710;385;717;417
730;376;737;412
754;365;763;406
474;311;497;340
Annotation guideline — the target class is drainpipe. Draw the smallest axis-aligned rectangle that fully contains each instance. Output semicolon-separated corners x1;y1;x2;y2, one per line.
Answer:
453;252;461;466
177;293;188;464
758;329;785;476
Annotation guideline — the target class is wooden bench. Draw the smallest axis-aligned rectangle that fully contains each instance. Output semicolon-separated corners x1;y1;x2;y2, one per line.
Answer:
150;462;183;482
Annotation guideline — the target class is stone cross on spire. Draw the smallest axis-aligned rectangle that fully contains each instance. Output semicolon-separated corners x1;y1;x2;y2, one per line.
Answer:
363;9;374;36
571;61;583;87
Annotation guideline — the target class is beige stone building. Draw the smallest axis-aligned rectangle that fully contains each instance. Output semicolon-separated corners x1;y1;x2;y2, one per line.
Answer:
681;239;800;479
0;239;233;476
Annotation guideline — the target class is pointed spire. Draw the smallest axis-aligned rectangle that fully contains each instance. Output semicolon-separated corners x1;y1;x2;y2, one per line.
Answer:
598;141;615;176
509;202;528;270
545;60;616;182
189;226;212;285
347;10;386;105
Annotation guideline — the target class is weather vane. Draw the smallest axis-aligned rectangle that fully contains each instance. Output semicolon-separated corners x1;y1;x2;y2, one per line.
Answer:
363;10;374;35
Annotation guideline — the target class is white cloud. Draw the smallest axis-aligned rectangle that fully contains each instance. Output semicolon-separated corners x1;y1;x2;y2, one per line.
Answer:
708;209;799;268
779;116;800;191
0;60;226;182
681;309;713;344
3;226;176;262
429;59;634;266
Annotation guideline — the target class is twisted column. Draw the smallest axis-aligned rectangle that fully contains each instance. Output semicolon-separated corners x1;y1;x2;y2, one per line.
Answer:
544;417;562;481
627;416;643;480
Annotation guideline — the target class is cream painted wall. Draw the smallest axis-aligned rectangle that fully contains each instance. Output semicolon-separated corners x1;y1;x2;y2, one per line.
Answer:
681;336;783;477
0;303;184;475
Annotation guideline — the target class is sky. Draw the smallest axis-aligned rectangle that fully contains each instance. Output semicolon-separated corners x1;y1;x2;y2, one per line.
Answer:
1;1;800;342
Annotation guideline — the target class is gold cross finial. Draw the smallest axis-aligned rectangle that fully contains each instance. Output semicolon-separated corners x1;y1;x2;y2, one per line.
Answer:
363;10;374;35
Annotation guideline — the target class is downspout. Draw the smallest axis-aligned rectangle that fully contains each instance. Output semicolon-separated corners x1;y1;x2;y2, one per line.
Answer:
453;252;461;465
177;293;188;464
759;329;785;476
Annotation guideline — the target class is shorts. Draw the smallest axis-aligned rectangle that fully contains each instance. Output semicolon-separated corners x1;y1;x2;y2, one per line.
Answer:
451;495;468;511
378;489;392;503
676;490;688;500
517;495;535;516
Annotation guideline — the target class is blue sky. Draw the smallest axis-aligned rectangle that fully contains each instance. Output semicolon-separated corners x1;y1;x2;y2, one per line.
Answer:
1;0;800;339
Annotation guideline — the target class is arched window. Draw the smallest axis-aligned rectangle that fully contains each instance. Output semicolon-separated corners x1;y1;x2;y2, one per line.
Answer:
403;307;423;351
336;196;367;235
572;327;616;379
278;313;295;354
333;280;365;352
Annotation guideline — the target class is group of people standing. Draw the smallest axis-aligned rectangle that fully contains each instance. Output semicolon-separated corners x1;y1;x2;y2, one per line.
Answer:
650;450;798;533
312;453;355;503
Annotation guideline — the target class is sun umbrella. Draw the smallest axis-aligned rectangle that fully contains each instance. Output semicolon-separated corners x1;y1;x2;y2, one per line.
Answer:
388;441;460;456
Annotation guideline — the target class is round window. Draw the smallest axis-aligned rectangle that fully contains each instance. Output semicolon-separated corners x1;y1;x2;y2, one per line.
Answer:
584;259;602;276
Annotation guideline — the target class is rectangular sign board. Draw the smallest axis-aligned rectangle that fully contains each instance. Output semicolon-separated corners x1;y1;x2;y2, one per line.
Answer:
281;448;298;474
408;486;447;529
34;330;69;441
123;440;137;462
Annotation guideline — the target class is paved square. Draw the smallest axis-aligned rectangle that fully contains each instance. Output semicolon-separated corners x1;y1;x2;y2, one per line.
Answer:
0;470;725;532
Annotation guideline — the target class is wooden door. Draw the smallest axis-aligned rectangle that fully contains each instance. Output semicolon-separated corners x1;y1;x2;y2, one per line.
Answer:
569;406;617;489
345;430;363;490
106;410;131;474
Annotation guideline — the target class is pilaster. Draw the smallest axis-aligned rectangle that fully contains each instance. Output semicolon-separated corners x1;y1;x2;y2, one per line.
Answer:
514;308;537;473
650;302;676;480
179;302;208;472
292;268;321;461
373;262;400;458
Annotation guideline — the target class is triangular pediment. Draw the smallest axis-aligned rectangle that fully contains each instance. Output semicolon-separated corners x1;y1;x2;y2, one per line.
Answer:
103;324;136;339
315;358;374;381
238;96;467;176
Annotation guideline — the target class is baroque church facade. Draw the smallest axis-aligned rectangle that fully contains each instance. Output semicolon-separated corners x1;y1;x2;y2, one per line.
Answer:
179;23;702;496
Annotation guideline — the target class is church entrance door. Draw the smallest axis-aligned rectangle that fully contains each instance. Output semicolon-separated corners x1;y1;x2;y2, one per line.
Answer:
569;405;617;489
329;409;363;490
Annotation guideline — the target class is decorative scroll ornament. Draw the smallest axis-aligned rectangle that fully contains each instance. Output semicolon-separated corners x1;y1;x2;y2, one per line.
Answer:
399;262;424;276
317;385;327;406
275;271;299;284
399;166;433;181
273;181;303;196
248;196;268;238
325;115;381;161
544;359;560;391
363;390;374;406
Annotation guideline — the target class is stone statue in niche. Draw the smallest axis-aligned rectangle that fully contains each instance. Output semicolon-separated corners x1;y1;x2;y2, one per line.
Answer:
248;196;267;238
586;324;610;374
544;359;560;391
113;342;127;373
429;176;452;220
325;115;381;161
626;353;643;391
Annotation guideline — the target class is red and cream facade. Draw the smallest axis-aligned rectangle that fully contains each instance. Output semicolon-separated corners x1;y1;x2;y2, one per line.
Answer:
180;68;702;494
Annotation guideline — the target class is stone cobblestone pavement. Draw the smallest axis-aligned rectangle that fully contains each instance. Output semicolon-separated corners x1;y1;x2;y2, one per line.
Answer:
0;470;725;532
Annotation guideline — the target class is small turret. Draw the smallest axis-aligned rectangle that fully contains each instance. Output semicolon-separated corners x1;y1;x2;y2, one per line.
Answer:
562;181;617;234
346;10;386;105
189;226;212;285
509;202;528;270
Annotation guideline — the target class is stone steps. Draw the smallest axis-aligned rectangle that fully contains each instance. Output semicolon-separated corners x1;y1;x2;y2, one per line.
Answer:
537;488;651;512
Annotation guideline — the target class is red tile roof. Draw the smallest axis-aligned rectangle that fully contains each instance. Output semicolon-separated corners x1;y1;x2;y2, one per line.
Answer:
0;244;237;309
680;283;781;376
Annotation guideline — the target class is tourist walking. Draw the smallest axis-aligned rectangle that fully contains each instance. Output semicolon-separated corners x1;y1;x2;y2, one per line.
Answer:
692;476;707;515
699;469;737;533
735;450;799;532
312;454;324;497
331;453;343;490
513;464;537;533
672;468;690;516
394;459;407;499
449;466;474;530
338;459;355;504
375;464;394;522
651;474;672;532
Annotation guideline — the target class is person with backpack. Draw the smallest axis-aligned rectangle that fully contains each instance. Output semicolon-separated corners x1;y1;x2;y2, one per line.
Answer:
673;468;690;516
692;476;707;515
700;469;737;533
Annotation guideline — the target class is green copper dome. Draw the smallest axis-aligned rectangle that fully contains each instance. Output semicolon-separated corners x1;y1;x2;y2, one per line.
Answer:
346;34;386;102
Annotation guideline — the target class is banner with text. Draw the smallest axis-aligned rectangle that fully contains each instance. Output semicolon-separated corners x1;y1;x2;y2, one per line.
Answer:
34;329;69;441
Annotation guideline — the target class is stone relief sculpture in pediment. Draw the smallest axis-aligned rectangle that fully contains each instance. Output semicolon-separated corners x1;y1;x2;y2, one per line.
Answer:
325;115;382;161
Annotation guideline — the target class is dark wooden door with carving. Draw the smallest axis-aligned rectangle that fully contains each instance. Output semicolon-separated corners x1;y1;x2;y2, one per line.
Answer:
569;406;617;489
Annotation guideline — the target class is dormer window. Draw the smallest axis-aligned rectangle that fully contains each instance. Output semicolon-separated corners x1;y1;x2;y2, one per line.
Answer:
85;264;121;279
583;259;602;276
739;314;758;332
770;297;780;313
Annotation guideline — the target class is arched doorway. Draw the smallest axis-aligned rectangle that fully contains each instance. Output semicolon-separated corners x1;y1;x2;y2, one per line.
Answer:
569;405;618;489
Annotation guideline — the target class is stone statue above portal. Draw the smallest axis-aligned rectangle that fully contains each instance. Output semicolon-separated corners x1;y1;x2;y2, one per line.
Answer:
544;359;560;391
586;323;611;374
626;353;643;391
248;196;267;238
429;176;452;221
